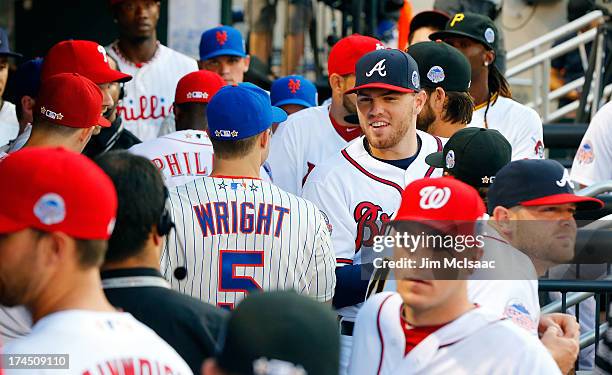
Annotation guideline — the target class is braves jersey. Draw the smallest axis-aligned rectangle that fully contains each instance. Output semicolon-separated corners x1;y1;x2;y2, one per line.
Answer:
571;101;612;186
3;310;192;375
107;42;197;142
302;132;443;321
349;292;560;375
469;95;544;160
161;176;336;308
268;104;361;196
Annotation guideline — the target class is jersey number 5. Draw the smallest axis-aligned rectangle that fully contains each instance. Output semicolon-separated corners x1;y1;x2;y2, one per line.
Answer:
218;250;264;309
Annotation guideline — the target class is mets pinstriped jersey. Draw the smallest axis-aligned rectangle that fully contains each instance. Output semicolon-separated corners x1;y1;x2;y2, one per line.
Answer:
349;292;560;375
161;176;336;308
302;132;443;321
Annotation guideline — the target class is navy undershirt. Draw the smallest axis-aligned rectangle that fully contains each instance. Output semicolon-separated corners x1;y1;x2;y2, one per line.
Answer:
365;135;422;170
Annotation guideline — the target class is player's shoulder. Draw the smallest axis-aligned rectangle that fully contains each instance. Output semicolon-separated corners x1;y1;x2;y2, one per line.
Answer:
278;105;330;134
359;291;401;319
303;144;354;186
589;101;612;131
157;44;197;67
496;96;542;124
417;129;444;152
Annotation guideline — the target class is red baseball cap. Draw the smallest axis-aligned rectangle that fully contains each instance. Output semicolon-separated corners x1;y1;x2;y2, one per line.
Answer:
175;70;226;105
0;147;118;240
394;177;485;234
36;73;111;128
328;34;384;76
42;40;132;84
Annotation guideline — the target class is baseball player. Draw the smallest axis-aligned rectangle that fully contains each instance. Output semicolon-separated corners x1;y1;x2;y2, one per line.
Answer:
0;147;192;375
129;70;225;187
407;40;473;139
408;10;449;46
430;13;544;160
301;48;443;374
270;75;317;133
349;177;561;375
267;34;383;196
161;83;336;308
199;25;250;86
107;0;198;141
0;28;22;151
570;100;612;187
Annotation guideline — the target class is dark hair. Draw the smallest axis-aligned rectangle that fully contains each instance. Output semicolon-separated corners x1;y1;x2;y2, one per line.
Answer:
483;64;512;128
32;229;107;269
211;133;261;159
424;88;474;125
175;102;208;132
95;151;165;263
32;118;83;137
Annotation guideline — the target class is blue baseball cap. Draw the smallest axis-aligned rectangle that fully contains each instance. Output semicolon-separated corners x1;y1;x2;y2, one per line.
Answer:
271;75;318;109
207;83;287;140
10;58;43;101
0;28;21;58
199;25;247;61
487;159;603;214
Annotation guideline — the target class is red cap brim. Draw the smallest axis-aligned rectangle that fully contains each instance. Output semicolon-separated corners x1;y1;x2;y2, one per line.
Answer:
98;115;111;128
521;193;604;211
345;83;416;95
89;69;132;84
0;213;28;234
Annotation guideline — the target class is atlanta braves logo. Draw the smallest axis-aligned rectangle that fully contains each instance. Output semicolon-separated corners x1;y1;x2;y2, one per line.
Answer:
288;79;301;94
354;201;392;251
419;186;452;210
366;59;387;77
555;169;574;189
216;31;228;46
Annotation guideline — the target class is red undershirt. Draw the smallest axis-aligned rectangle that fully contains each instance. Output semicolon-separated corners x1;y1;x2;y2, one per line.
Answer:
400;310;446;356
329;113;362;142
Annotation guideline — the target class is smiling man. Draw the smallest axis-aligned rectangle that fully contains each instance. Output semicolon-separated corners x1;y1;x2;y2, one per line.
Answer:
302;48;443;375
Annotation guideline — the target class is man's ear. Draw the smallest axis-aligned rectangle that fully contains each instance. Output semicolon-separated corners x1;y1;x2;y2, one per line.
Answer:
243;55;251;73
173;103;180;118
491;206;513;236
413;90;428;114
328;73;344;96
484;49;495;67
21;95;35;113
260;128;271;149
432;87;446;112
202;358;224;375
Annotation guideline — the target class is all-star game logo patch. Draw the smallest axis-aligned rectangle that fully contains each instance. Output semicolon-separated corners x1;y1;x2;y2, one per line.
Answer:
576;140;594;165
503;300;537;332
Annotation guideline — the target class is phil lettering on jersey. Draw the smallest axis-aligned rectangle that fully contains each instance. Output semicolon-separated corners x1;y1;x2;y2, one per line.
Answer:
82;358;181;375
151;151;211;177
194;201;290;237
117;95;171;121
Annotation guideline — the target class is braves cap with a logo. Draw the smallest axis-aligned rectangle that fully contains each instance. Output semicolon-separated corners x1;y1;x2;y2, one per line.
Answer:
207;83;287;141
216;291;340;375
0;28;21;58
327;34;384;76
345;49;420;95
0;147;118;240
36;73;111;128
487;159;604;214
175;70;225;105
199;25;247;62
270;75;317;109
407;41;471;92
41;40;132;84
426;128;511;188
429;12;498;51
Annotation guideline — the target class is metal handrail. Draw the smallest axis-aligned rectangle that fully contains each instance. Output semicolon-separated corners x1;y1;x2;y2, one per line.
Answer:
577;181;612;197
580;322;609;348
541;291;595;314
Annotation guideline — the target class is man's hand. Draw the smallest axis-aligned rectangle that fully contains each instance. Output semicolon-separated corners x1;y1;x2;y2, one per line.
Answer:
539;313;580;375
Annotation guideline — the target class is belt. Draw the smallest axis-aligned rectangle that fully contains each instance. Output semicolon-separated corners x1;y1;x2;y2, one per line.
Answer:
340;320;354;336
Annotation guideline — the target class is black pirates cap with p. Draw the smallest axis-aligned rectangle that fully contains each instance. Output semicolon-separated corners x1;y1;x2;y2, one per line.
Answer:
425;127;511;188
407;41;471;92
344;49;421;95
487;159;604;214
429;12;498;51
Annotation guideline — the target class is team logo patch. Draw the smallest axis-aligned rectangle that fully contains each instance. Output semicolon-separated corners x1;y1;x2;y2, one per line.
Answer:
366;59;387;77
230;182;247;190
253;358;306;375
481;176;495;185
320;210;333;234
503;300;537;332
216;31;228;46
411;71;420;89
34;193;66;225
576;141;595;165
534;139;544;159
376;43;386;50
445;150;455;169
186;91;209;100
40;106;64;121
288;78;301;94
555;169;574;189
427;66;445;83
214;129;239;138
419;186;452;210
484;28;495;44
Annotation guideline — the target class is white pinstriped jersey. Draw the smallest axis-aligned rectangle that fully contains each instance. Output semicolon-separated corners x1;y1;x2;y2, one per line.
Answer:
349;292;560;375
161;176;336;308
302;132;443;321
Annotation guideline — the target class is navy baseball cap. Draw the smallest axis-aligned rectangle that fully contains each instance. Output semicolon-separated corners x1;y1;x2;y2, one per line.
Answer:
407;41;471;92
199;25;247;61
487;159;604;214
0;28;21;59
271;75;317;109
207;83;287;140
345;49;421;95
9;58;43;102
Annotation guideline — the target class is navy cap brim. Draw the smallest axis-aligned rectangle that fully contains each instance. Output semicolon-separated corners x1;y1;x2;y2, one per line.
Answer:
200;49;246;61
0;51;22;59
520;193;604;211
429;30;493;50
271;106;288;124
425;151;445;168
273;98;314;109
345;83;417;95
